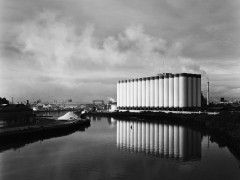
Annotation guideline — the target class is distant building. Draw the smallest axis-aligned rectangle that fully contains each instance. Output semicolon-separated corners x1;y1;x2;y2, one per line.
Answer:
93;100;104;105
220;97;228;104
117;73;201;111
108;102;117;112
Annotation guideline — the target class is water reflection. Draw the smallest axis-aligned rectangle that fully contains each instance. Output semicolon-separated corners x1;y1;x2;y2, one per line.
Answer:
91;116;102;121
107;117;117;128
117;120;201;161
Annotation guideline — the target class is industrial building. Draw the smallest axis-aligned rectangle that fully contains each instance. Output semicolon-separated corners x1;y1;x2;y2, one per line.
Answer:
117;73;201;111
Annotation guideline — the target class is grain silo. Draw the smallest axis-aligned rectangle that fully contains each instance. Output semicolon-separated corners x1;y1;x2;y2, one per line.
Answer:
164;74;169;109
117;81;120;108
154;76;159;108
179;73;188;110
133;79;138;108
127;80;130;108
150;77;155;109
130;79;134;108
169;74;174;109
124;80;128;108
117;72;201;111
159;75;164;109
141;78;146;109
192;75;197;107
138;78;142;108
120;80;124;108
146;77;150;108
187;74;193;109
197;75;201;107
173;74;179;109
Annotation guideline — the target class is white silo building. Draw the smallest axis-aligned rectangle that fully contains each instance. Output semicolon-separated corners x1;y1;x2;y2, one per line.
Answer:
173;74;179;109
117;73;201;111
169;74;174;109
159;75;164;109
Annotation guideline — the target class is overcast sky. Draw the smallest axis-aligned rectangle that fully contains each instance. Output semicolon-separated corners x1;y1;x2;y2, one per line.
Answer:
0;0;239;103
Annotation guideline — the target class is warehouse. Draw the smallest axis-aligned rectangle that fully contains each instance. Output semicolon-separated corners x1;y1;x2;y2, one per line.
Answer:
117;73;201;111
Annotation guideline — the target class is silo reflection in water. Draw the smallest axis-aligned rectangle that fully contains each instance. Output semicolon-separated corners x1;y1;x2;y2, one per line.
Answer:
126;121;130;149
169;125;174;158
133;121;138;151
123;121;127;149
141;122;145;152
137;122;142;152
130;121;134;151
187;128;193;158
150;123;154;153
116;120;201;161
173;125;179;158
193;129;197;157
119;120;122;148
159;124;164;156
146;122;150;153
179;126;185;159
154;123;159;155
117;120;120;146
164;124;169;156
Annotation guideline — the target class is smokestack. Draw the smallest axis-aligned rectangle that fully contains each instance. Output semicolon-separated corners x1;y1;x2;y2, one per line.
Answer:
207;81;209;106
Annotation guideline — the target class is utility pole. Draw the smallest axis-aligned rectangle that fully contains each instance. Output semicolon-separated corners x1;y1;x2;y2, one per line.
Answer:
163;58;164;73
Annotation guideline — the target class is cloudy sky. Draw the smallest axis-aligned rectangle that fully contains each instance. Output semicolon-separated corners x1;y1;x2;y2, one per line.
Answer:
0;0;239;103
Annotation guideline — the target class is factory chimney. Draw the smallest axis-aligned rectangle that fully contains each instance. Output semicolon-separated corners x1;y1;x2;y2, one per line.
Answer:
207;81;209;106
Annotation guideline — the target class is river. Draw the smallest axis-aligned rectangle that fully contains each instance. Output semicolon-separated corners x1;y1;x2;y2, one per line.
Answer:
0;115;239;180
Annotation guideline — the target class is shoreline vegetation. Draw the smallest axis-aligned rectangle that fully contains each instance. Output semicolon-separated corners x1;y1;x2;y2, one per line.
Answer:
87;111;240;152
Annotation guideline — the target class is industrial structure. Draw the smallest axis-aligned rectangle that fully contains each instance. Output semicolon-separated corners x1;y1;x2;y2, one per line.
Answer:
117;73;201;111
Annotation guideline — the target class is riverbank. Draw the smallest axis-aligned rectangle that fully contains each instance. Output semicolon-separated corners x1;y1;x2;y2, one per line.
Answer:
87;111;240;151
0;118;90;145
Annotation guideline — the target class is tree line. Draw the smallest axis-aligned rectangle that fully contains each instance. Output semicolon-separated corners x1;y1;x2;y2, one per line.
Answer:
0;97;9;105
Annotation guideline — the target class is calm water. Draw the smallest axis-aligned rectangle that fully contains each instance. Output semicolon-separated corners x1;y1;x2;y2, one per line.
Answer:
0;116;240;180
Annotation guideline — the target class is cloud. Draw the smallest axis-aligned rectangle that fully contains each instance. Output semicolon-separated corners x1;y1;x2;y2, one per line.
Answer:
107;97;116;103
0;9;229;102
15;10;205;73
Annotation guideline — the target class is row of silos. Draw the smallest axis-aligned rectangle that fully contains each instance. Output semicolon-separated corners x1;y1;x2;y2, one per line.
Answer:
117;73;201;110
117;120;202;160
